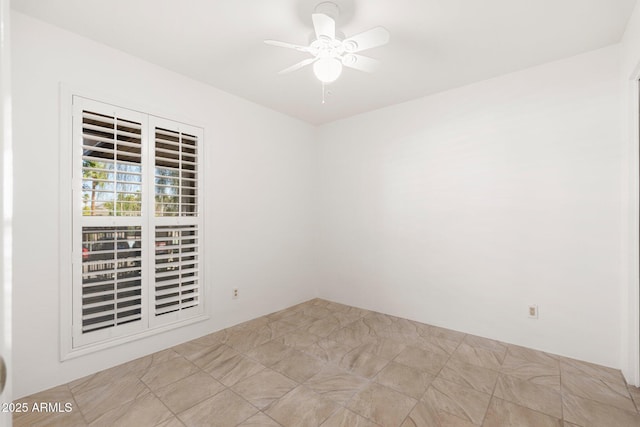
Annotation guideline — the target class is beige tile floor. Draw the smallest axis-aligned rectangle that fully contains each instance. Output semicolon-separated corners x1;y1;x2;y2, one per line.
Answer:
13;298;640;426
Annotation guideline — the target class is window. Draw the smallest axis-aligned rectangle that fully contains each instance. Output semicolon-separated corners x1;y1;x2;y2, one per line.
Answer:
71;96;204;349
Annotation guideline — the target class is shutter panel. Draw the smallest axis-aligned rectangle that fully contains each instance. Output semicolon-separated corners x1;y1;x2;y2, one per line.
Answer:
154;128;198;217
150;118;202;326
81;111;142;217
154;225;200;317
81;227;143;333
73;98;148;347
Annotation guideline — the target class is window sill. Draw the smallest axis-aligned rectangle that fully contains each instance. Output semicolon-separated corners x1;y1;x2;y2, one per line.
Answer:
61;314;209;361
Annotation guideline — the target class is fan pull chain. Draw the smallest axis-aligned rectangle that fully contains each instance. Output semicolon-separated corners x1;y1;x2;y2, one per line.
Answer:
322;82;326;104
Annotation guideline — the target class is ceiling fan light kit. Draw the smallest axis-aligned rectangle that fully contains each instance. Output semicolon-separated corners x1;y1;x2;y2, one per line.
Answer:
314;57;342;83
264;1;390;99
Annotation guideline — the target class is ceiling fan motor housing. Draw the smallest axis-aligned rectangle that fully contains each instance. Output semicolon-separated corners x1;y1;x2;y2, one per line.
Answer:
314;2;340;20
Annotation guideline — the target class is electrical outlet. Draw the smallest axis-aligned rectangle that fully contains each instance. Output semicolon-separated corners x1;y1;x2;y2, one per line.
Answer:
528;304;538;319
232;288;239;299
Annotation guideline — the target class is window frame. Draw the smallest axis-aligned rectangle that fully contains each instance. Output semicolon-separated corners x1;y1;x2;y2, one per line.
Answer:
59;86;208;360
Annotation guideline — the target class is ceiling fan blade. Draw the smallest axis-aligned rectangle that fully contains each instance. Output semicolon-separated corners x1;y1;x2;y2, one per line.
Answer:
341;54;380;73
342;27;390;53
312;13;335;40
264;40;310;53
278;58;317;74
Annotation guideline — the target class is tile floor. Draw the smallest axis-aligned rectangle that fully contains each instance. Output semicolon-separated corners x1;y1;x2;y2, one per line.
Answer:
13;298;640;426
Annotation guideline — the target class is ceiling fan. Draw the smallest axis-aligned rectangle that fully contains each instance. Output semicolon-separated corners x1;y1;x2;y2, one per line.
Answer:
264;2;390;85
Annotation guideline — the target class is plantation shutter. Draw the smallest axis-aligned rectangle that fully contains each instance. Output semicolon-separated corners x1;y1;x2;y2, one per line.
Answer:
154;225;200;316
81;227;143;332
150;117;203;326
80;111;143;216
71;96;204;349
154;128;198;217
73;98;147;347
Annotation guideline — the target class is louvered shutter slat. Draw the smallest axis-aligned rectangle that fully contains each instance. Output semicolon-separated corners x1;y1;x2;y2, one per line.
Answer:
156;306;179;315
83;319;117;333
82;279;115;289
81;112;143;130
82;309;115;321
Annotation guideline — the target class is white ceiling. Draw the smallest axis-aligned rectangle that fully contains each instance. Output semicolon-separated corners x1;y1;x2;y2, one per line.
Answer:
12;0;638;125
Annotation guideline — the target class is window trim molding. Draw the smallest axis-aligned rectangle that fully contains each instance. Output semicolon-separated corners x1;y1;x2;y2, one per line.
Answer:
59;83;208;361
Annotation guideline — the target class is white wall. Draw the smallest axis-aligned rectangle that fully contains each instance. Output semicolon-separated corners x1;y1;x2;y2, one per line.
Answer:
316;46;623;368
12;12;317;398
619;0;640;386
